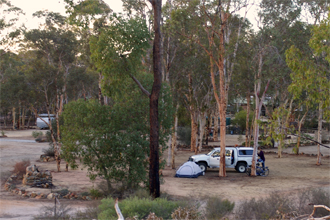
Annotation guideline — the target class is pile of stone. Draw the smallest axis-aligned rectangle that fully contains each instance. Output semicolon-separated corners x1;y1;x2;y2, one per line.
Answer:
40;154;55;162
22;164;53;188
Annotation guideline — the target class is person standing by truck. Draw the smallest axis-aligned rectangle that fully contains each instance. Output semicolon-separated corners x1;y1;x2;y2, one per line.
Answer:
258;148;265;169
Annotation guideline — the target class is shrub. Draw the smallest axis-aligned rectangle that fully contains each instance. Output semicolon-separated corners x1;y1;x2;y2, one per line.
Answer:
237;193;294;219
55;189;69;197
98;197;186;220
90;188;103;199
12;159;30;178
171;206;200;220
205;197;235;219
42;146;55;156
73;200;100;220
177;126;191;145
295;188;330;217
133;188;151;199
32;131;43;139
33;203;72;220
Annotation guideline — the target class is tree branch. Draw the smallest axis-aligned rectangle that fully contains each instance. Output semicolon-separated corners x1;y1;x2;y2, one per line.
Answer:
130;74;151;98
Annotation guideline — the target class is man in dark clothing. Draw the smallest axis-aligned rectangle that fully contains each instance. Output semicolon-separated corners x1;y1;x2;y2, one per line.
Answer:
258;149;265;169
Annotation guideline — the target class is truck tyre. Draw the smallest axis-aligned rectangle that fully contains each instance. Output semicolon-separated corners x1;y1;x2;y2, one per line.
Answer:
198;162;207;172
236;162;247;173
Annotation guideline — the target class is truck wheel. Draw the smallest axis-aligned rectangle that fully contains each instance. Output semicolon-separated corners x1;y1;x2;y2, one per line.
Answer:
236;162;247;173
198;162;207;172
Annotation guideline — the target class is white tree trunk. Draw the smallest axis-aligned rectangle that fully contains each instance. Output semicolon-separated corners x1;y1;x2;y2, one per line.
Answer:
198;112;206;152
316;102;323;165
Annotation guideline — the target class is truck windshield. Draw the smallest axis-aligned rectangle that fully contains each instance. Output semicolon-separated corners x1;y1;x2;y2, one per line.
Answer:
206;150;215;156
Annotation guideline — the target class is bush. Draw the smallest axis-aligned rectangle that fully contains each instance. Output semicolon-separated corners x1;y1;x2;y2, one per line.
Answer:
205;197;235;219
177;126;191;145
295;188;330;217
32;131;43;139
42;146;55;156
237;193;293;219
231;110;253;132
33;203;72;220
12;159;30;178
98;197;187;220
90;188;103;199
171;206;200;220
73;200;100;220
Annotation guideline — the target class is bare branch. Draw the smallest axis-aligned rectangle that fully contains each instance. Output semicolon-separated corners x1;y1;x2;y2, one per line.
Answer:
130;74;151;98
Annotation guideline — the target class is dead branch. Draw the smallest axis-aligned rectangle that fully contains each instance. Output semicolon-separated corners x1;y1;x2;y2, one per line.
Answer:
309;205;330;220
115;198;124;220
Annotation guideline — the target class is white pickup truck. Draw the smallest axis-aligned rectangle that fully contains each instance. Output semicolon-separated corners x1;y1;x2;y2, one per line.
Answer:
188;147;254;173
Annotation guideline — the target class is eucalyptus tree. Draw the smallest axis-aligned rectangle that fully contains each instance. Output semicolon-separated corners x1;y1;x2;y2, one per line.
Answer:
286;12;330;165
0;50;30;129
0;0;23;53
90;5;167;197
64;0;112;104
22;11;78;172
171;0;249;177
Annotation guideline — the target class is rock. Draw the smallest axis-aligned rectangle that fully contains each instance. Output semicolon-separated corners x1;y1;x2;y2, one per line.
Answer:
35;193;45;199
30;192;37;198
47;193;54;199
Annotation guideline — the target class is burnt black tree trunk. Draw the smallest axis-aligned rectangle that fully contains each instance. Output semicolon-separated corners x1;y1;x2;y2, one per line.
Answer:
149;0;162;199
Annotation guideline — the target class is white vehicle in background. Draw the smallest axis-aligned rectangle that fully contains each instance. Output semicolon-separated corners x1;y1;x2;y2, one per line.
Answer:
36;114;55;129
188;146;254;173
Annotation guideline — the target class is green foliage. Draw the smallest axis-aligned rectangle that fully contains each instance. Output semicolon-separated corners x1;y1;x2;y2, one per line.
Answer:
205;197;235;219
231;110;253;132
177;126;191;146
32;131;43;139
61;86;174;192
266;104;293;149
177;105;190;127
98;197;186;220
90;14;150;92
286;12;330;121
90;188;103;198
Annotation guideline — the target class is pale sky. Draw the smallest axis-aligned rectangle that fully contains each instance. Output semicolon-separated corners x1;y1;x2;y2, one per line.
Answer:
8;0;260;30
8;0;124;29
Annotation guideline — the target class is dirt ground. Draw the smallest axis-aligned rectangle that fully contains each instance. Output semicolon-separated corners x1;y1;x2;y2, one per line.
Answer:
0;129;330;219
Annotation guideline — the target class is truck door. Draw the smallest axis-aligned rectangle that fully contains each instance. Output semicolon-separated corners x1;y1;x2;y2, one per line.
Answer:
225;150;232;166
209;150;220;167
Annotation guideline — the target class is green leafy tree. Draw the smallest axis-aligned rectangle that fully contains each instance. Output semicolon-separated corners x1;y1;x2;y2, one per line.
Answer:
286;11;330;165
61;74;174;192
22;11;78;171
232;110;253;132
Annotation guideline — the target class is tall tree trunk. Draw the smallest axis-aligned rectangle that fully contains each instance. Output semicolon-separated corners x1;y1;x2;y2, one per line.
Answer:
316;102;323;165
198;112;206;153
12;107;16;130
296;109;308;154
21;108;25;128
251;51;270;176
98;72;102;105
245;94;250;147
149;0;162;199
190;113;198;152
171;108;178;169
213;107;219;142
